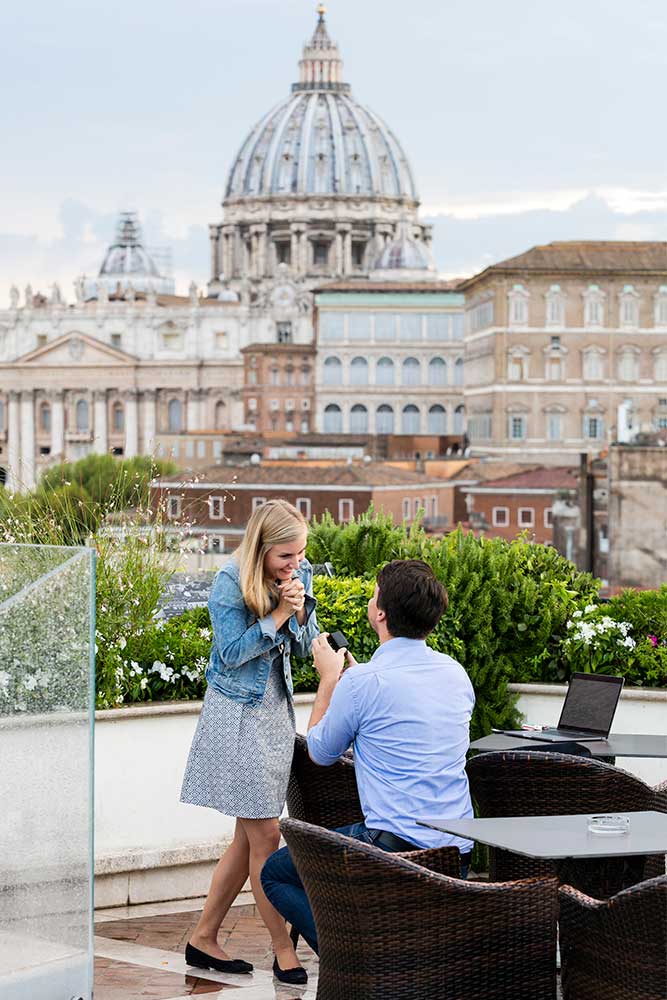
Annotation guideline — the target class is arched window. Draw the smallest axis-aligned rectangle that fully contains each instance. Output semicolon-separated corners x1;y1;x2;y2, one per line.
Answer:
617;349;640;382
545;285;565;326
454;358;464;385
323;404;343;434
453;404;465;434
402;357;421;387
376;404;394;434
167;398;183;433
507;352;526;381
428;357;447;387
376;357;394;386
40;403;51;433
350;404;368;434
215;400;226;430
508;283;529;325
350;357;369;386
428;404;447;434
584;285;605;327
112;403;124;433
619;286;640;328
583;349;604;380
76;399;89;431
402;404;421;434
654;352;667;381
323;356;343;386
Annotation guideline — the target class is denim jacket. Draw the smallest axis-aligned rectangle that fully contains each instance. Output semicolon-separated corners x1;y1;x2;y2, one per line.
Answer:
205;558;319;704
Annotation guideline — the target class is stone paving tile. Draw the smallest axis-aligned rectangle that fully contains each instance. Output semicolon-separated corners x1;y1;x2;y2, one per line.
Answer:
94;956;239;999
95;905;318;977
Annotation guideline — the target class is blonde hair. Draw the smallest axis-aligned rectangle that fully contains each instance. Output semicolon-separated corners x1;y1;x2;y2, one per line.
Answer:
236;499;308;618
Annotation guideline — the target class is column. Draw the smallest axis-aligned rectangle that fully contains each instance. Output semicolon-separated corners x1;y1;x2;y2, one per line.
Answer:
256;224;268;278
50;390;65;461
187;389;203;432
93;390;108;454
124;389;138;458
208;224;220;283
300;230;309;274
335;229;344;274
290;225;301;276
7;391;20;493
343;228;352;275
19;389;35;490
142;389;157;456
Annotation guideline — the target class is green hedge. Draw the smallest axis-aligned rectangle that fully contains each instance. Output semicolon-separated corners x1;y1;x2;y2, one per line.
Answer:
97;515;667;725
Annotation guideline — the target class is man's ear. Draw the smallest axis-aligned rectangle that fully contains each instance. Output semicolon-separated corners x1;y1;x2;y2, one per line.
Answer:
376;606;386;623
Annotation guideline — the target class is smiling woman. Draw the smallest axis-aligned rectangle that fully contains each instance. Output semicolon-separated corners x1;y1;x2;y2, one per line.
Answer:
179;498;318;983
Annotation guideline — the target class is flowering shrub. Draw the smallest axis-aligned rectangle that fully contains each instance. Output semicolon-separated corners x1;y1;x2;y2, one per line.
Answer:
563;605;636;673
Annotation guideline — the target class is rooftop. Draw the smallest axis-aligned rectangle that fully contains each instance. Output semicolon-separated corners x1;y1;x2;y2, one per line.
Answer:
316;278;465;293
464;466;578;491
460;240;667;287
159;461;453;488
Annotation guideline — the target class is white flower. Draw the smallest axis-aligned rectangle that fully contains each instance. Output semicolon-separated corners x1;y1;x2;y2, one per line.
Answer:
23;675;38;691
0;671;10;696
572;610;583;619
618;636;636;649
118;636;127;650
199;628;212;640
140;677;149;690
566;620;575;629
584;605;596;614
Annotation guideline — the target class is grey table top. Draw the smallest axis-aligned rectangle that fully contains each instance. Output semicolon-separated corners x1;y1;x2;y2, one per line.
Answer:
470;733;667;758
419;810;667;859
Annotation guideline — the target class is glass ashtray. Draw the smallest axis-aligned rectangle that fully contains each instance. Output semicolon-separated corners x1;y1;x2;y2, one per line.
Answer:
587;814;630;836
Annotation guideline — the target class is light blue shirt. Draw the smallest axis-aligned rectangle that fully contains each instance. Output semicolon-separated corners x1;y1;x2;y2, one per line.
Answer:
307;637;475;853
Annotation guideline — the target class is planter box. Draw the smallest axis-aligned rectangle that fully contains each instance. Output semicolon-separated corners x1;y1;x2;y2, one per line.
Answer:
95;685;667;907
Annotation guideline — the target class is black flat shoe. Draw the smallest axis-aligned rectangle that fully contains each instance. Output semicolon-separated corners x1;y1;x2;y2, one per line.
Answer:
185;941;253;974
273;956;308;985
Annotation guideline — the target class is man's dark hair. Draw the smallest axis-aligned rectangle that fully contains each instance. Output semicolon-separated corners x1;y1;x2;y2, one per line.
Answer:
376;559;448;639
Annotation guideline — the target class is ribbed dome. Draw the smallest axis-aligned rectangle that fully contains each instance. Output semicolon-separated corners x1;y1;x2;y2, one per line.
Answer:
225;10;417;202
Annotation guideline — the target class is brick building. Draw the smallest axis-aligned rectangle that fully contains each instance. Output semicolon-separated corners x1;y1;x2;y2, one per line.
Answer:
458;466;577;544
152;462;462;553
240;343;316;437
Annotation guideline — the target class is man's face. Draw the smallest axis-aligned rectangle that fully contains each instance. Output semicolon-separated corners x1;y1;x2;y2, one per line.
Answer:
367;583;381;634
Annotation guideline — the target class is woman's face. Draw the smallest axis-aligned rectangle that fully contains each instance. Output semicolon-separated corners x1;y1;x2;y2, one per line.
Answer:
263;529;308;583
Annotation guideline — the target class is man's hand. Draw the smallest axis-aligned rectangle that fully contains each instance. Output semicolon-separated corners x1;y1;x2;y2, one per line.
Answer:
312;633;345;684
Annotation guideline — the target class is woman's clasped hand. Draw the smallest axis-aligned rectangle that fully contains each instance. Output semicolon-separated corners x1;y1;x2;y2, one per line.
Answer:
277;577;306;613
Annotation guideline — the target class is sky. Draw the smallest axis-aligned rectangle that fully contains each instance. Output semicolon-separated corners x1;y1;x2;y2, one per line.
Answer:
2;0;667;302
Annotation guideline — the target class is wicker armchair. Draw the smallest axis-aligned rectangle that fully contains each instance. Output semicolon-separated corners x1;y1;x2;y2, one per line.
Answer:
559;876;667;1000
287;733;363;830
467;750;666;896
286;733;461;876
280;817;559;1000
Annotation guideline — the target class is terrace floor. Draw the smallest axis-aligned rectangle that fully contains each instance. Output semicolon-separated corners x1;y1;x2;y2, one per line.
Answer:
94;895;563;999
94;897;319;1000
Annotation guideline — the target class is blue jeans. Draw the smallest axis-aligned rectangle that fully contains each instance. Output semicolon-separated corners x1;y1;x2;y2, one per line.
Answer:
261;822;469;955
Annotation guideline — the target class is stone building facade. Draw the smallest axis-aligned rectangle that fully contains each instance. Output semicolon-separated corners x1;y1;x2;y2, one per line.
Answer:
461;242;667;465
315;280;465;440
0;8;441;489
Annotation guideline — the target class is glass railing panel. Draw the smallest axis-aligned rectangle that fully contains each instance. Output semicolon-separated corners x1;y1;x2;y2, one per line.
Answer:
0;543;95;1000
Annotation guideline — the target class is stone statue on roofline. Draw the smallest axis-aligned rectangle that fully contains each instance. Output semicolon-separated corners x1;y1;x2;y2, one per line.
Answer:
97;280;109;303
24;284;33;307
147;282;157;306
73;276;85;303
189;281;199;306
50;283;63;306
9;285;19;309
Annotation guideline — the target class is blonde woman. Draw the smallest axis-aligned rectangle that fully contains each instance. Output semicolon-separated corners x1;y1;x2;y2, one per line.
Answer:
180;499;318;985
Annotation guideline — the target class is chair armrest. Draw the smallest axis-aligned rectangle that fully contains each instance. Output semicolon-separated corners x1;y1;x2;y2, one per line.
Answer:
653;779;667;811
397;845;462;878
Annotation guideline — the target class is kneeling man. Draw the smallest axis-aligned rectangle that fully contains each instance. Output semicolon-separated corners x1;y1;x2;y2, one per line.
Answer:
261;559;475;953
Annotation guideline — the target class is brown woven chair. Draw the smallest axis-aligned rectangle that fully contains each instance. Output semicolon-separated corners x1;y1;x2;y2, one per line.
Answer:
559;876;667;1000
281;817;559;1000
287;732;363;830
467;750;667;897
286;732;461;876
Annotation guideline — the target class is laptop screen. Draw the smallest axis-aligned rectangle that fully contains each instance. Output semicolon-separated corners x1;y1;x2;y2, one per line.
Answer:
558;673;624;735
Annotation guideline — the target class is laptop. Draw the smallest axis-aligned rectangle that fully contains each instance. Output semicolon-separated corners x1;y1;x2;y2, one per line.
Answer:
501;672;624;743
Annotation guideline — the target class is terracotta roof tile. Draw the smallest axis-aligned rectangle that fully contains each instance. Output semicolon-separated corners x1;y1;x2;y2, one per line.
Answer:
460;241;667;287
466;466;578;491
315;279;465;293
159;462;450;487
